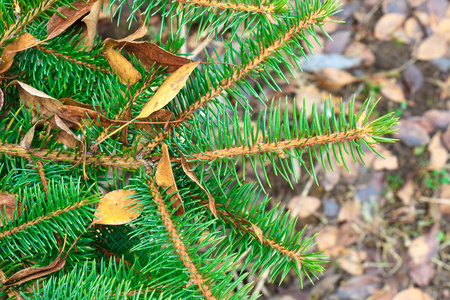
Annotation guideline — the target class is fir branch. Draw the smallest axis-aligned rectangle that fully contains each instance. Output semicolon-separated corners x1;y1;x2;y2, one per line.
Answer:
148;179;217;300
36;45;111;73
0;0;59;47
35;160;49;198
0;200;87;239
144;8;328;150
177;0;279;15
191;126;372;160
0;143;146;170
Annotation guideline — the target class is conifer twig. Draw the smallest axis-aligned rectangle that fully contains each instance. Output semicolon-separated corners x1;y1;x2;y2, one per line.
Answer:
148;180;217;300
144;9;327;150
35;160;49;198
177;0;278;15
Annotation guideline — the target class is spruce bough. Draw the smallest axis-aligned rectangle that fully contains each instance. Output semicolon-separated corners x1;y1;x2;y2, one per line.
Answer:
0;0;397;298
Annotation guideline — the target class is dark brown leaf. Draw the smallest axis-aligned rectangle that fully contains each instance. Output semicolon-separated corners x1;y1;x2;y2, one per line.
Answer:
155;143;185;215
180;153;217;217
60;97;103;113
0;192;22;227
58;104;112;127
47;0;99;40
103;26;191;73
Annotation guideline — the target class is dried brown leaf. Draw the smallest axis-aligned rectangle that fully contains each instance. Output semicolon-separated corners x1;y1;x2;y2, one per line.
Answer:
58;104;111;127
251;223;264;242
288;196;321;219
180;153;216;217
427;132;448;170
0;32;42;74
60;97;103;113
47;0;99;40
93;189;141;225
397;178;415;205
54;114;82;143
104;47;141;85
0;192;22;227
135;109;174;136
414;34;447;61
314;68;360;90
403;64;423;94
339;249;367;275
379;79;406;103
137;61;199;119
392;288;434;300
155;143;185;215
372;146;399;170
374;13;406;41
20;124;36;150
0;88;4;110
78;0;102;51
103;26;191;73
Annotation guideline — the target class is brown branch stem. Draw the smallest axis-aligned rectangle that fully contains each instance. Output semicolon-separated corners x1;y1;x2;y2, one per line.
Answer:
148;180;217;300
176;0;277;15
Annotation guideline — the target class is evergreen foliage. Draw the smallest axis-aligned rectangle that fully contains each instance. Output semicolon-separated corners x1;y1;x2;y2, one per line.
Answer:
0;0;397;298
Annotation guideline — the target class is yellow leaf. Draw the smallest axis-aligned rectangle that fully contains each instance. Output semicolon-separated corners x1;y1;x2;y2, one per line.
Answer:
155;143;185;215
104;47;141;85
94;190;141;225
137;61;200;119
0;33;42;74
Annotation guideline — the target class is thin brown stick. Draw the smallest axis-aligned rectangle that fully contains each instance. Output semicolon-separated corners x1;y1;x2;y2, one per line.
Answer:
0;200;87;239
190;127;370;161
35;160;49;198
144;9;326;150
0;143;146;170
148;180;217;300
177;0;277;14
36;45;110;73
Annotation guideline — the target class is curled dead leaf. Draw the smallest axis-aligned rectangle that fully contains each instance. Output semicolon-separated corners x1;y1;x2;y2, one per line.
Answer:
137;61;200;119
251;223;264;242
0;192;22;226
180;153;217;218
315;68;361;90
47;0;99;40
104;47;141;85
94;189;141;225
103;25;191;73
0;88;4;110
78;0;102;51
0;32;42;74
20;124;36;150
155;144;185;215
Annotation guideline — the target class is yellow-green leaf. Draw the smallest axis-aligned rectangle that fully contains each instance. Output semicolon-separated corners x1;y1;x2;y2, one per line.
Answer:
93;190;141;225
137;61;200;119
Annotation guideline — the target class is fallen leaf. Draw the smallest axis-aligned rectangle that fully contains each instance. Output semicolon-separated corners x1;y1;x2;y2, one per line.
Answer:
372;146;398;170
397;178;415;205
60;97;103;112
318;167;340;192
324;30;351;54
374;13;407;41
137;61;199;119
58;104;111;127
423;109;450;130
78;0;102;51
180;153;217;217
443;128;450;151
404;17;424;42
408;223;439;286
0;32;41;74
428;132;448;170
427;0;448;28
93;189;141;225
47;0;99;40
316;223;359;257
397;119;430;146
155;143;185;215
0;192;22;226
135;109;174;136
392;288;434;300
336;275;382;299
103;26;191;73
339;249;367;275
379;79;406;103
343;42;375;67
337;201;361;223
0;88;3;110
20;124;36;150
104;47;141;85
437;18;450;41
414;34;447;61
288;196;321;218
314;68;361;90
403;64;423;95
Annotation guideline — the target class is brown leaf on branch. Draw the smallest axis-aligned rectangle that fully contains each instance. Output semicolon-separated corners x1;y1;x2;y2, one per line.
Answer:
137;61;200;119
0;32;42;74
47;0;99;40
0;192;22;227
135;109;174;136
20;124;36;150
103;25;191;73
93;189;141;225
103;47;141;85
180;153;217;218
78;0;102;51
58;104;112;127
155;143;185;216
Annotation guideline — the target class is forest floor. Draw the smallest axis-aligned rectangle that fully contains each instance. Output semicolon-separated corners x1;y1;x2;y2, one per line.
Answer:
99;0;449;299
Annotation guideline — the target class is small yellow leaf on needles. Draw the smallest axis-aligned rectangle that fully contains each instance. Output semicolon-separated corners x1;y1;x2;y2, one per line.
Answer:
94;190;141;225
137;61;200;119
